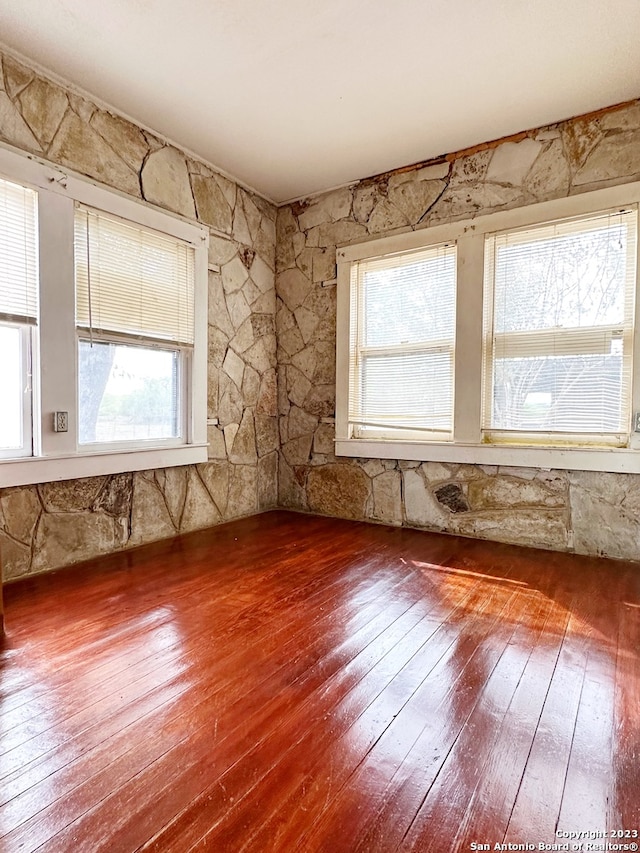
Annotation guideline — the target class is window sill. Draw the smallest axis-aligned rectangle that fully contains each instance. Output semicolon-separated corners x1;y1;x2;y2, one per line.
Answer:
0;443;209;488
335;438;640;474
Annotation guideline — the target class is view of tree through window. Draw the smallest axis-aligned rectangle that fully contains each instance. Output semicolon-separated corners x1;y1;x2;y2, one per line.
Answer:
486;211;636;435
78;341;179;444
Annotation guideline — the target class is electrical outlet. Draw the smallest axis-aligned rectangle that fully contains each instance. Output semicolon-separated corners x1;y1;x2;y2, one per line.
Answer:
635;412;640;433
53;411;68;433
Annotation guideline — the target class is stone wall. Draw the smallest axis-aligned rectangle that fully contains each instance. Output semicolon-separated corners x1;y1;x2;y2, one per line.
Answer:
276;99;640;561
0;50;278;580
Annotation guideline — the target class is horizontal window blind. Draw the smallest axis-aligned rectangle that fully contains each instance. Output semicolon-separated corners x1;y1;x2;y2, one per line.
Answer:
0;176;38;325
349;243;456;438
75;205;195;346
483;208;637;439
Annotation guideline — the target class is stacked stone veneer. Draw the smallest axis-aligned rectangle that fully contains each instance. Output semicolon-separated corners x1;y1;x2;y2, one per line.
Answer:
0;51;278;580
276;101;640;562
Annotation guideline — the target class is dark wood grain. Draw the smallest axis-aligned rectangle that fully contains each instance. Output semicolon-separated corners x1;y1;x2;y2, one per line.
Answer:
0;510;638;852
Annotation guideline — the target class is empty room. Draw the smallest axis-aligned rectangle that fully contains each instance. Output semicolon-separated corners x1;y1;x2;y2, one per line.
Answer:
1;1;639;850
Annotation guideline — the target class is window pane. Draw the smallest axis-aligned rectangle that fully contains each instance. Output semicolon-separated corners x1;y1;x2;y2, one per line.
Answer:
360;351;453;432
78;340;180;444
493;351;624;432
485;210;636;437
363;251;456;347
0;325;23;450
493;216;630;334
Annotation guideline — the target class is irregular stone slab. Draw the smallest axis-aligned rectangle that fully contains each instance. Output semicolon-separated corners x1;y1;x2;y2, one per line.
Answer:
90;110;149;172
560;116;603;170
485;139;542;185
141;146;196;218
282;434;313;467
257;370;277;417
198;461;230;516
452;509;568;552
227;464;257;517
278;457;308;509
353;183;379;224
19;77;68;147
128;474;176;546
258;451;278;509
39;476;107;512
467;475;567;510
403;468;447;529
32;512;119;573
388;179;446;224
229;409;257;464
250;254;274;294
223;347;245;390
93;473;133;518
372;470;402;525
242;365;261;407
367;198;409;234
297;187;353;231
278;268;312;312
524;139;570;199
0;90;41;152
209;234;237;267
207;424;226;460
313;423;335;455
2;55;33;98
302;384;334;419
569;471;640;560
288;405;318;439
1;534;32;580
191;173;233;233
255;414;278;456
180;468;221;532
573;130;640;186
307;463;369;520
222;256;249;295
159;466;188;527
49;111;138;195
0;487;41;544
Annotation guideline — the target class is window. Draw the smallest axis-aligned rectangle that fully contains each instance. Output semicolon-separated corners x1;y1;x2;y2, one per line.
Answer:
348;244;456;441
0;177;38;459
74;206;194;448
336;181;640;474
483;209;637;446
0;146;208;488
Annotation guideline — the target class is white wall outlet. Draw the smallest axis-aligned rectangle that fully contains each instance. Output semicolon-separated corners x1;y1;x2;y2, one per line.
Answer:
635;411;640;433
53;411;68;432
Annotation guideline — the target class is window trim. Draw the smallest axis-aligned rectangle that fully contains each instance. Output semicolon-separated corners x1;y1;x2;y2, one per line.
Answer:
336;180;640;474
0;142;209;488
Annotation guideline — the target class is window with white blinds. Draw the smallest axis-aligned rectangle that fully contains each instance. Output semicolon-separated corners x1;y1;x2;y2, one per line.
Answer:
483;209;637;445
0;143;208;486
0;176;38;325
336;182;640;471
348;244;456;440
75;205;195;345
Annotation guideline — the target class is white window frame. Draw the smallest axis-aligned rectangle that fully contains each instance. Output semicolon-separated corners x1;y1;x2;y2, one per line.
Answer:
336;181;640;474
0;143;209;488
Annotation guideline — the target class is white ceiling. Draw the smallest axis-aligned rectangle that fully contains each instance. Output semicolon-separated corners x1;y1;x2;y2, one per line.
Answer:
0;0;638;204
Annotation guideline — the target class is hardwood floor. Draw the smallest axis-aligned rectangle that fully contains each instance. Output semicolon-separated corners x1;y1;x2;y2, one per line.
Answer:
1;510;638;852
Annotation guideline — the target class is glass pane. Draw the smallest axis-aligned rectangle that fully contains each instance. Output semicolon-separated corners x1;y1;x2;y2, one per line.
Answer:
492;350;624;432
363;252;456;347
494;219;630;334
78;340;180;444
0;325;23;449
361;351;452;431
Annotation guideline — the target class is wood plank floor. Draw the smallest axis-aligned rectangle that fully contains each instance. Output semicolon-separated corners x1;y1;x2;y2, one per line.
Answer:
1;510;639;852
